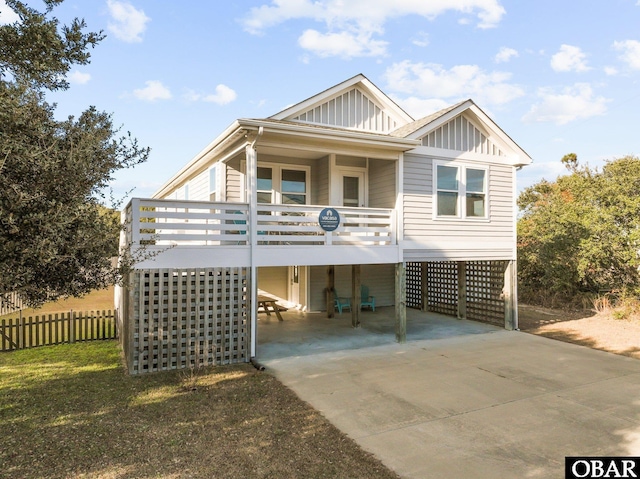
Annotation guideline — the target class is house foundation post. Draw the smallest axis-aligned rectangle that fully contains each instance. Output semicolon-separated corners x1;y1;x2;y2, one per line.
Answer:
457;261;467;320
351;265;361;328
504;260;518;330
420;262;428;312
326;266;335;318
395;262;406;343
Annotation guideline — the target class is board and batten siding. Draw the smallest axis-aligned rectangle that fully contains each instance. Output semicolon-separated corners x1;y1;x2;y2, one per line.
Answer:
402;153;516;261
308;264;395;312
291;86;400;133
422;113;505;157
368;159;396;209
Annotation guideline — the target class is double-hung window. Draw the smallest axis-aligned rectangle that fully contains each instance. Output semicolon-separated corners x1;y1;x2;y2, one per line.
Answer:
435;162;487;219
281;169;307;205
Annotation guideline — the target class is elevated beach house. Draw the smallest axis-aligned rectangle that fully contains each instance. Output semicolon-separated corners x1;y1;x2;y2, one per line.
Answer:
116;74;532;374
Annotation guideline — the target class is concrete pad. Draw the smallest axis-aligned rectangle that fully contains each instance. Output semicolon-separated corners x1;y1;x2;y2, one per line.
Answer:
258;311;640;479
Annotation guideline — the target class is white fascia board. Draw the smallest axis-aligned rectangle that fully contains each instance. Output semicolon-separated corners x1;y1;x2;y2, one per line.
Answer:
409;146;524;167
239;118;420;151
153;121;246;199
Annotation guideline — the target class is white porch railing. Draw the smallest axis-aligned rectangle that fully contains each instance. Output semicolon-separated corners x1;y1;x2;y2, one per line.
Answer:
124;199;396;248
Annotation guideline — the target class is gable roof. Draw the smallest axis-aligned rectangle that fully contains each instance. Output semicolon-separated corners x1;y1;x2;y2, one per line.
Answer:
269;74;414;134
391;99;532;166
388;100;468;138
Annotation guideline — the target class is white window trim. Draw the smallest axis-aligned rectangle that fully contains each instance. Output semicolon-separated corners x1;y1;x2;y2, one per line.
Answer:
249;161;311;205
433;160;490;221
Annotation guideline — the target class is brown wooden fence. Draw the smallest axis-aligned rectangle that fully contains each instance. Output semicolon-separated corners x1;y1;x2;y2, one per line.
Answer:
0;310;117;352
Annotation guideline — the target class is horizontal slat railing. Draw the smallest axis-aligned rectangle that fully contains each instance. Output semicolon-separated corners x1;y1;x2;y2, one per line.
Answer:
125;199;395;249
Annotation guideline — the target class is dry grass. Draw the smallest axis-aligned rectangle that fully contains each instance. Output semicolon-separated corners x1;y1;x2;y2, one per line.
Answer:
0;341;400;479
0;287;115;321
519;303;640;359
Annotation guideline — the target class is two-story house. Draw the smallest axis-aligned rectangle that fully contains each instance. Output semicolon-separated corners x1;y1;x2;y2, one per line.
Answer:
116;74;531;374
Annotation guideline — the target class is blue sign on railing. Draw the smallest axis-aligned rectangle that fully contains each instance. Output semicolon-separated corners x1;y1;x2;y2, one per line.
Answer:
318;208;340;231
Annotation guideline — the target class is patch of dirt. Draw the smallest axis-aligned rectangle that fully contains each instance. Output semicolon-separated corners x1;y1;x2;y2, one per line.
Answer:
519;303;640;359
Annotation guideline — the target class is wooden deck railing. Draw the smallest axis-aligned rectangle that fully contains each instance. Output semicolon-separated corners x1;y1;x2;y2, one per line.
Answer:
124;199;396;248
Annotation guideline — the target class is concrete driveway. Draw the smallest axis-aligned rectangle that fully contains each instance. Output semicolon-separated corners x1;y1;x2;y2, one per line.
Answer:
259;313;640;478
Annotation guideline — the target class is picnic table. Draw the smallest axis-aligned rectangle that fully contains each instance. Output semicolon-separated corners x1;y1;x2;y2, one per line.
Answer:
257;294;284;321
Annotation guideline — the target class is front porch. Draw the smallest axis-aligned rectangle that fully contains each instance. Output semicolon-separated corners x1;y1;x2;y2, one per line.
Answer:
123;198;400;269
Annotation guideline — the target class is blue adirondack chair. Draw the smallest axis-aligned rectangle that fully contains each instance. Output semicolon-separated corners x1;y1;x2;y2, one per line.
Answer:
360;285;375;311
332;288;351;313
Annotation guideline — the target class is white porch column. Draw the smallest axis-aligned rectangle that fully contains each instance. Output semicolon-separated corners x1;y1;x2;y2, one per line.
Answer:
246;141;258;358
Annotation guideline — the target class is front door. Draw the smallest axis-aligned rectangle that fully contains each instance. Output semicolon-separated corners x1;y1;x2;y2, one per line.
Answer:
340;171;365;207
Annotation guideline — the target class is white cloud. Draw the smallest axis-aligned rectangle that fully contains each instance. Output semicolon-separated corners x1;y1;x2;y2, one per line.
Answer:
68;70;91;85
604;66;618;76
0;0;19;24
551;44;590;72
242;0;506;58
204;84;238;105
185;84;238;105
383;60;524;110
613;39;640;70
522;83;608;125
133;80;171;101
107;0;150;43
494;46;518;63
412;31;429;48
298;29;387;58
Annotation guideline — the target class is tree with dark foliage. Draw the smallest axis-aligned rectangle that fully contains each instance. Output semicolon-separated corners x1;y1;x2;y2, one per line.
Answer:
518;154;640;303
0;0;149;307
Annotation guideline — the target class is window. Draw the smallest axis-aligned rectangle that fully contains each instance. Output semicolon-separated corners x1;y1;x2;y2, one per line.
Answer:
281;169;306;205
435;163;487;219
465;168;486;217
436;165;459;216
257;167;273;204
209;166;217;201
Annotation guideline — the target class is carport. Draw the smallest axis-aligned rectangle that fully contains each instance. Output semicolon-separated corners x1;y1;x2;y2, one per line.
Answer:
256;306;500;361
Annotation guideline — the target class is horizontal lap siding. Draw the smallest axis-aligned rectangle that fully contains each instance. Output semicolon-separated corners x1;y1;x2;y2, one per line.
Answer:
312;156;329;205
257;267;288;300
227;159;243;202
188;169;209;201
402;154;515;261
369;159;396;208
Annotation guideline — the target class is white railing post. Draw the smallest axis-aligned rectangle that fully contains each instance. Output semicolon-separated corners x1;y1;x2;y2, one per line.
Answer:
390;208;397;245
130;198;141;246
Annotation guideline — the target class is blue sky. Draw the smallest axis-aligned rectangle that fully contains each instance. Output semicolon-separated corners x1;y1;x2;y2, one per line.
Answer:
3;0;640;202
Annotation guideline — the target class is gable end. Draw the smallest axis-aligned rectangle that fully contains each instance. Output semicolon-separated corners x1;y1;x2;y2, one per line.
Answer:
419;113;504;156
290;86;401;134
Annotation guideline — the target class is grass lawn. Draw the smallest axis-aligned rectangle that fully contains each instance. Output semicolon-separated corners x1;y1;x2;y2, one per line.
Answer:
0;341;399;479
